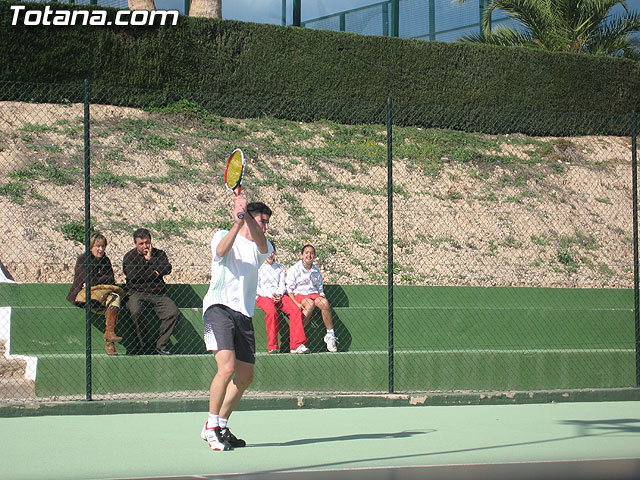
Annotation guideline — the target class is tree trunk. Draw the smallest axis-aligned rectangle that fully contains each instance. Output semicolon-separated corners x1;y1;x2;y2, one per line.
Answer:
189;0;222;18
128;0;156;10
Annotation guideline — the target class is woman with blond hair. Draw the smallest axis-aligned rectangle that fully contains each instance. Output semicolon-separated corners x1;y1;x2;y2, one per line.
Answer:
67;232;124;355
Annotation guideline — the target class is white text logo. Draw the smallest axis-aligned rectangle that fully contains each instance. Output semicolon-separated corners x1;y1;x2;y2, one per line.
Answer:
10;5;179;26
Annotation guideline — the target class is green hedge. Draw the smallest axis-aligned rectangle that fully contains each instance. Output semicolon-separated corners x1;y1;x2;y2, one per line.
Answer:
1;0;639;135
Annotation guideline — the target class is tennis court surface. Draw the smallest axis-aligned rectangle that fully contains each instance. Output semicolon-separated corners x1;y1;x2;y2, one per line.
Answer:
1;400;639;480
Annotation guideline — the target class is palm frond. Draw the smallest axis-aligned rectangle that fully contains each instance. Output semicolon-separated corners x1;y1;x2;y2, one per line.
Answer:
461;0;640;58
586;11;640;55
483;0;552;35
459;26;539;48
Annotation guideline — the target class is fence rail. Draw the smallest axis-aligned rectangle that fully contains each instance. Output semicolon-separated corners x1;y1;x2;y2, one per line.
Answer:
0;80;638;404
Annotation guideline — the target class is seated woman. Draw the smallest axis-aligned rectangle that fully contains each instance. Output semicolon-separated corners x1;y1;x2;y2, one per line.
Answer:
67;232;125;355
286;244;338;352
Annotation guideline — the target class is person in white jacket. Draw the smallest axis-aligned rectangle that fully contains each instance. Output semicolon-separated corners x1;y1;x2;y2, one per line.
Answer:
286;244;338;353
256;242;309;354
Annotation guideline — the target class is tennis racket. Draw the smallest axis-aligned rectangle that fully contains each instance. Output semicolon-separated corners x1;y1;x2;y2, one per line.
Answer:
224;148;246;219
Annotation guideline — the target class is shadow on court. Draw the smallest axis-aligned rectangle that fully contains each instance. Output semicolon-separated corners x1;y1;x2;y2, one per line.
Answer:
560;418;640;434
236;423;640;479
252;430;433;447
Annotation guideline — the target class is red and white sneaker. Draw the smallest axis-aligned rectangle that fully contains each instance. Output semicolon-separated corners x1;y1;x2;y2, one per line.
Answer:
201;423;232;451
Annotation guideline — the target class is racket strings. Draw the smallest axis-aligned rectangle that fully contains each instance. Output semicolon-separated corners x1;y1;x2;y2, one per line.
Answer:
225;151;244;190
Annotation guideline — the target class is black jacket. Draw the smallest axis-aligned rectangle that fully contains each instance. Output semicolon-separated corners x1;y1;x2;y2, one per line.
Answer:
122;247;172;294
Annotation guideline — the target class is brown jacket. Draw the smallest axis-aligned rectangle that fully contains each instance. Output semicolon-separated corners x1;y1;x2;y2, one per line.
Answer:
67;252;116;304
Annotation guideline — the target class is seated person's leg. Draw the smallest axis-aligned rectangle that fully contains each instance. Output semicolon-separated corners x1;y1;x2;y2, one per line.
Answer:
126;292;145;347
103;291;123;343
280;295;307;350
314;296;333;330
257;296;280;352
152;294;180;352
300;298;316;325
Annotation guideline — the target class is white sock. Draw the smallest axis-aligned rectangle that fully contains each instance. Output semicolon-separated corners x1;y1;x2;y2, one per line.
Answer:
219;417;228;429
207;413;219;429
326;329;335;337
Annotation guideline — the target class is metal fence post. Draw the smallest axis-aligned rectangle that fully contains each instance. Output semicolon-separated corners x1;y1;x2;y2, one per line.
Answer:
391;0;399;37
428;0;435;40
387;97;394;393
293;0;300;26
84;79;92;401
382;3;389;36
632;110;639;387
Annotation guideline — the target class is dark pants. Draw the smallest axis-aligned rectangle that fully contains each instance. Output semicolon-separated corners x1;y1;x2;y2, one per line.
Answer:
126;292;180;350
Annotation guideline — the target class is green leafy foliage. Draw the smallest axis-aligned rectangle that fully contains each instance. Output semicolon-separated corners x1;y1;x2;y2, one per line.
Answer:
61;219;94;243
459;0;640;59
0;0;638;136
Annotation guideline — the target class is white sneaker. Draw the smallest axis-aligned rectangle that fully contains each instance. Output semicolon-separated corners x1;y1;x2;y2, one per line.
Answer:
201;423;232;451
290;344;310;354
323;333;338;352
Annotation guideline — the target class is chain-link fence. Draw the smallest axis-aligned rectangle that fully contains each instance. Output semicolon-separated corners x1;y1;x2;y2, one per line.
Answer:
300;0;511;42
0;80;638;403
298;0;640;44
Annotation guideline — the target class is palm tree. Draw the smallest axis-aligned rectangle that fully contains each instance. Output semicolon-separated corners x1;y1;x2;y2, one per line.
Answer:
457;0;640;59
189;0;222;18
128;0;156;10
127;0;221;19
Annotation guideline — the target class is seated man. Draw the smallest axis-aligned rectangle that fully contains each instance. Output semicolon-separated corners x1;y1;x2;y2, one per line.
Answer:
256;242;309;354
122;228;180;355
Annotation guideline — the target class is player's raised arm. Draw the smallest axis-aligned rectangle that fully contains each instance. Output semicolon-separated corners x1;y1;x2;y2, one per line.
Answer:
216;196;247;258
242;202;271;254
244;211;268;253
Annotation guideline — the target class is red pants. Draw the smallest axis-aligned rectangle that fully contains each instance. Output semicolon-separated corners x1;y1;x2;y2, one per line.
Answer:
256;295;307;351
294;293;321;304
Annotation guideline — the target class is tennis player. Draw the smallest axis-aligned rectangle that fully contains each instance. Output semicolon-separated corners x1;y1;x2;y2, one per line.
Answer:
200;196;273;451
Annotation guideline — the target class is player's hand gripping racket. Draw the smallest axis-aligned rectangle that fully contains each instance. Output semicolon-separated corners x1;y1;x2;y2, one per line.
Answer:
224;149;246;219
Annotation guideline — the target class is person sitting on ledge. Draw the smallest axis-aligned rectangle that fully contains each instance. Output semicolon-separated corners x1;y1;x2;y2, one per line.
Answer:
67;232;125;355
122;228;180;355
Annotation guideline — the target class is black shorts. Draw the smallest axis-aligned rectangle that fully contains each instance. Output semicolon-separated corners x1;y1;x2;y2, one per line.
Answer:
203;304;255;364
